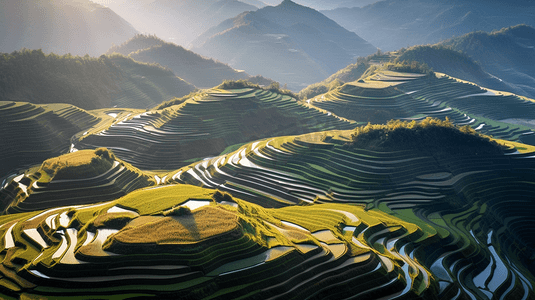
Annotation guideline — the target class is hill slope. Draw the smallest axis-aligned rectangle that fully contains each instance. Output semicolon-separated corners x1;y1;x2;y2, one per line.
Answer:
1;74;535;298
306;69;535;145
191;0;377;90
322;0;535;51
440;25;535;99
73;84;355;170
108;35;249;88
166;123;535;298
0;49;196;110
394;45;521;96
0;101;104;177
0;148;155;214
0;0;137;56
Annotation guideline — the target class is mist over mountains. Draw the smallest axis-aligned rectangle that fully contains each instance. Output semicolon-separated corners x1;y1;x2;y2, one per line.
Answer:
441;25;535;99
323;0;535;51
107;35;249;88
0;0;137;56
2;1;535;299
191;0;377;90
90;0;262;46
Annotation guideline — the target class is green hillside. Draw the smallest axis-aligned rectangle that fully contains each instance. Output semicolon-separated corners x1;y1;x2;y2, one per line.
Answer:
106;34;165;57
118;35;249;88
1;65;535;299
305;69;535;145
394;45;516;94
74;83;355;170
0;184;453;299
2;1;535;299
0;148;155;214
440;24;535;99
167;122;535;299
0;49;196;110
0;101;104;178
298;51;389;99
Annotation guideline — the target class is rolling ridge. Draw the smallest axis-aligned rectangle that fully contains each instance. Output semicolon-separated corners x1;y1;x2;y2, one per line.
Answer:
74;87;355;170
308;71;535;145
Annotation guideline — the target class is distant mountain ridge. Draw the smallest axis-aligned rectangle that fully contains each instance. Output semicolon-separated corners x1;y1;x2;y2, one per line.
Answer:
394;45;517;95
107;34;249;88
322;0;535;51
91;0;261;46
0;0;138;56
300;24;535;100
439;25;535;99
192;0;377;90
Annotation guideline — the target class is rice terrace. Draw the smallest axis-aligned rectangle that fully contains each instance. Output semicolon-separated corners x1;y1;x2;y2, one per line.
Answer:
1;0;535;299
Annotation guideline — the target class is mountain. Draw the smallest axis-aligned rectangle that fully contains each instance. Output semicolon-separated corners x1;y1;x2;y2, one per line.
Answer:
191;0;377;90
293;0;379;10
91;0;260;46
0;49;196;110
108;34;249;88
322;0;535;52
439;25;535;99
0;0;138;56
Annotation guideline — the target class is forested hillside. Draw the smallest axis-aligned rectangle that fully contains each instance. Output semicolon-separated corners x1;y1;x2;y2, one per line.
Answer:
440;25;535;99
115;35;250;88
0;49;195;109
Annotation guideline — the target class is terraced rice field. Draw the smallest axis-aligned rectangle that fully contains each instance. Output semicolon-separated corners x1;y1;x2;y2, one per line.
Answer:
0;101;104;177
2;74;535;299
309;71;535;145
0;185;491;299
74;88;355;170
0;149;155;214
169;129;535;299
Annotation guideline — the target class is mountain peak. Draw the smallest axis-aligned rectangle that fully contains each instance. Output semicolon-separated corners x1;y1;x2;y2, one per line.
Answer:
278;0;302;8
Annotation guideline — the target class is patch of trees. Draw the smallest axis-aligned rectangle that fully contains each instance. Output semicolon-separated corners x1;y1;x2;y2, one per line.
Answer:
216;80;298;99
349;118;505;155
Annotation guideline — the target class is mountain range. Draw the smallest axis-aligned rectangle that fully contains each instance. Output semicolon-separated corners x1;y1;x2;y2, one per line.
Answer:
107;34;249;88
323;0;535;51
191;0;377;90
